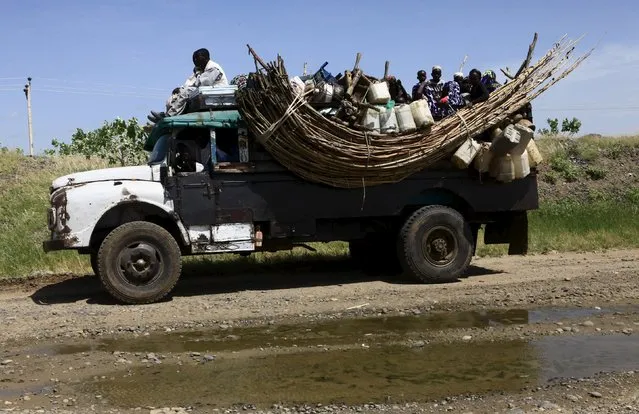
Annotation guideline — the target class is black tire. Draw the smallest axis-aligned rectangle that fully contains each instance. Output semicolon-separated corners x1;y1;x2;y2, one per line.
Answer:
397;205;473;283
97;221;182;304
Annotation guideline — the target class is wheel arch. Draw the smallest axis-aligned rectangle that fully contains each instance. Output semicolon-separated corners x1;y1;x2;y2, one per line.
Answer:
401;188;475;221
89;201;189;253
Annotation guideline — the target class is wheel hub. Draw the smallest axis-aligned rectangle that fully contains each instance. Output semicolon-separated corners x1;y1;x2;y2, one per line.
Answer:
423;227;457;267
117;242;162;285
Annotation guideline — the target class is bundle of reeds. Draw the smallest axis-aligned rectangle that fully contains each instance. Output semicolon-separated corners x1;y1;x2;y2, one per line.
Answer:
236;34;592;188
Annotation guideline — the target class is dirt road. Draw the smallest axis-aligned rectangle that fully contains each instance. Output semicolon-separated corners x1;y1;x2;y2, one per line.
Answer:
1;249;639;414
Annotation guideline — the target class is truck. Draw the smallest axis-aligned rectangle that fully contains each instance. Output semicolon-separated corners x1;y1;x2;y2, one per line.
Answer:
43;100;538;305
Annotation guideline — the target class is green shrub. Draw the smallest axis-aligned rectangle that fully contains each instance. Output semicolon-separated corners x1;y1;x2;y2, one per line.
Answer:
585;166;607;180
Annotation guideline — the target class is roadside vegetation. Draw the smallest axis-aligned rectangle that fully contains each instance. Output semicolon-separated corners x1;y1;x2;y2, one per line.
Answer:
0;131;637;279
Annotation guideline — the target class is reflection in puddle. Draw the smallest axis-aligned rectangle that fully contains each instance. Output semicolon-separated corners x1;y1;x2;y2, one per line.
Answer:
80;340;540;408
79;334;639;409
40;305;638;357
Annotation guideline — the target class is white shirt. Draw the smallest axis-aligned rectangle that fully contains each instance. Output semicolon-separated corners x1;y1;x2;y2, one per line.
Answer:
184;60;228;88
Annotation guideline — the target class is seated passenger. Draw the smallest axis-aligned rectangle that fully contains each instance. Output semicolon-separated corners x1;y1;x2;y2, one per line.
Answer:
411;70;428;101
481;70;502;93
149;48;229;122
467;69;490;105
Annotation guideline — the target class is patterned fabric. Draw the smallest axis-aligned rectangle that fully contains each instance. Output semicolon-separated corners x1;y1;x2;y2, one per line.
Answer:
423;80;444;118
442;80;463;116
230;74;249;90
481;70;501;93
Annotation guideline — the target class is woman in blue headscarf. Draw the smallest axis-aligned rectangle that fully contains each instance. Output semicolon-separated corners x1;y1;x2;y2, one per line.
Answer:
481;70;502;93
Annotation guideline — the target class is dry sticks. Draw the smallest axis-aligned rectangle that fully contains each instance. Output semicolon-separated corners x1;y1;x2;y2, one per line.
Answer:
236;34;593;189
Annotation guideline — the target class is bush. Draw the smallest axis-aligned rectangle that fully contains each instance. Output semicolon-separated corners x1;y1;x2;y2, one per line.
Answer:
543;171;558;184
48;117;149;167
626;188;639;205
549;154;580;182
585;166;607;180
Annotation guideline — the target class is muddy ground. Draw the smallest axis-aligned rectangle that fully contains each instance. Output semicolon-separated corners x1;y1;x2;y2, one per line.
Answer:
1;249;638;414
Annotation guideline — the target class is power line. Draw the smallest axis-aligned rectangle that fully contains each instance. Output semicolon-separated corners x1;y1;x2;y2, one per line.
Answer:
32;84;166;96
34;88;164;99
0;77;24;81
34;77;168;92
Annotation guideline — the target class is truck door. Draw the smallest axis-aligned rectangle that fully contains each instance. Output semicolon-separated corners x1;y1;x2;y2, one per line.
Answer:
167;128;218;229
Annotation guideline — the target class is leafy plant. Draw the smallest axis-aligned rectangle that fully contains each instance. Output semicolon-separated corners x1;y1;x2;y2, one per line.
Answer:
561;117;582;135
549;153;580;182
585;166;607;180
542;171;558;184
48;117;149;166
538;117;582;137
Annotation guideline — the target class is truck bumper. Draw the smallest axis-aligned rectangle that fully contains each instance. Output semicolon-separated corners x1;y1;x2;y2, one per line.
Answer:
43;239;78;253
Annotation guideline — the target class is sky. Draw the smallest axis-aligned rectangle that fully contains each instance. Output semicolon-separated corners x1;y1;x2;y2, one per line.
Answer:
1;0;639;154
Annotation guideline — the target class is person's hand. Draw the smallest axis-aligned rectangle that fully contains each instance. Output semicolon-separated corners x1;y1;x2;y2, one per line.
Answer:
439;96;449;105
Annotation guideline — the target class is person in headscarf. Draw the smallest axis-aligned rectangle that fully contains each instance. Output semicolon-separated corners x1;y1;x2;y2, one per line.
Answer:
481;70;502;93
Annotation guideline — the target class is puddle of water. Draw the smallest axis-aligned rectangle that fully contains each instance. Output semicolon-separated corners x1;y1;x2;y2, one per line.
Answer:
528;305;638;324
39;305;639;357
79;339;540;408
39;308;530;356
0;383;52;399
78;334;639;409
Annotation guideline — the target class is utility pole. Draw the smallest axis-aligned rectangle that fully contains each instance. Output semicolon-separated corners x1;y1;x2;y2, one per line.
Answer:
23;77;33;157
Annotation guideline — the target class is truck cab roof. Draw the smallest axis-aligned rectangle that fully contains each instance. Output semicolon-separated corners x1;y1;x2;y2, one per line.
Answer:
144;109;244;151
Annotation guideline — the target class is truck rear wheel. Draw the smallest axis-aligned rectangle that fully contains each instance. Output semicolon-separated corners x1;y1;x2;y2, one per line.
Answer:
397;206;473;283
97;221;182;304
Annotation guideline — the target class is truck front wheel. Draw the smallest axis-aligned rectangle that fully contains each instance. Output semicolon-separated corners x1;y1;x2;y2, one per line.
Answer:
397;206;473;283
97;221;182;304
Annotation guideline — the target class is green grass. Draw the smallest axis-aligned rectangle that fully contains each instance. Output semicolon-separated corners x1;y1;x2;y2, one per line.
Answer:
476;198;639;257
536;134;639;160
0;142;637;280
0;153;108;278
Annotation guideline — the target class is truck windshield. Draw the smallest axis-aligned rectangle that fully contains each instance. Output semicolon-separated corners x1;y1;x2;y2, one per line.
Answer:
148;134;170;164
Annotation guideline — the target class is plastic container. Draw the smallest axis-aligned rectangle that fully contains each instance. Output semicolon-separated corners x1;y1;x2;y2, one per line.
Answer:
451;138;481;169
289;76;305;97
474;143;493;173
409;100;435;128
512;149;530;179
526;139;543;167
490;124;521;156
362;107;380;133
395;104;417;133
490;154;515;183
379;106;398;134
510;123;534;156
312;83;333;103
367;82;391;104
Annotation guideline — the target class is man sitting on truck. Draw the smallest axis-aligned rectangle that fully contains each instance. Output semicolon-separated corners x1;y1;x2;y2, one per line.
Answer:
148;48;229;123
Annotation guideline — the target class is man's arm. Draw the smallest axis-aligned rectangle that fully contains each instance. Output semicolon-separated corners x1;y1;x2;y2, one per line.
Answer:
198;67;224;87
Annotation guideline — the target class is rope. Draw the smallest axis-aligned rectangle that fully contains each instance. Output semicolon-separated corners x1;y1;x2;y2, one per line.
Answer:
257;88;314;144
